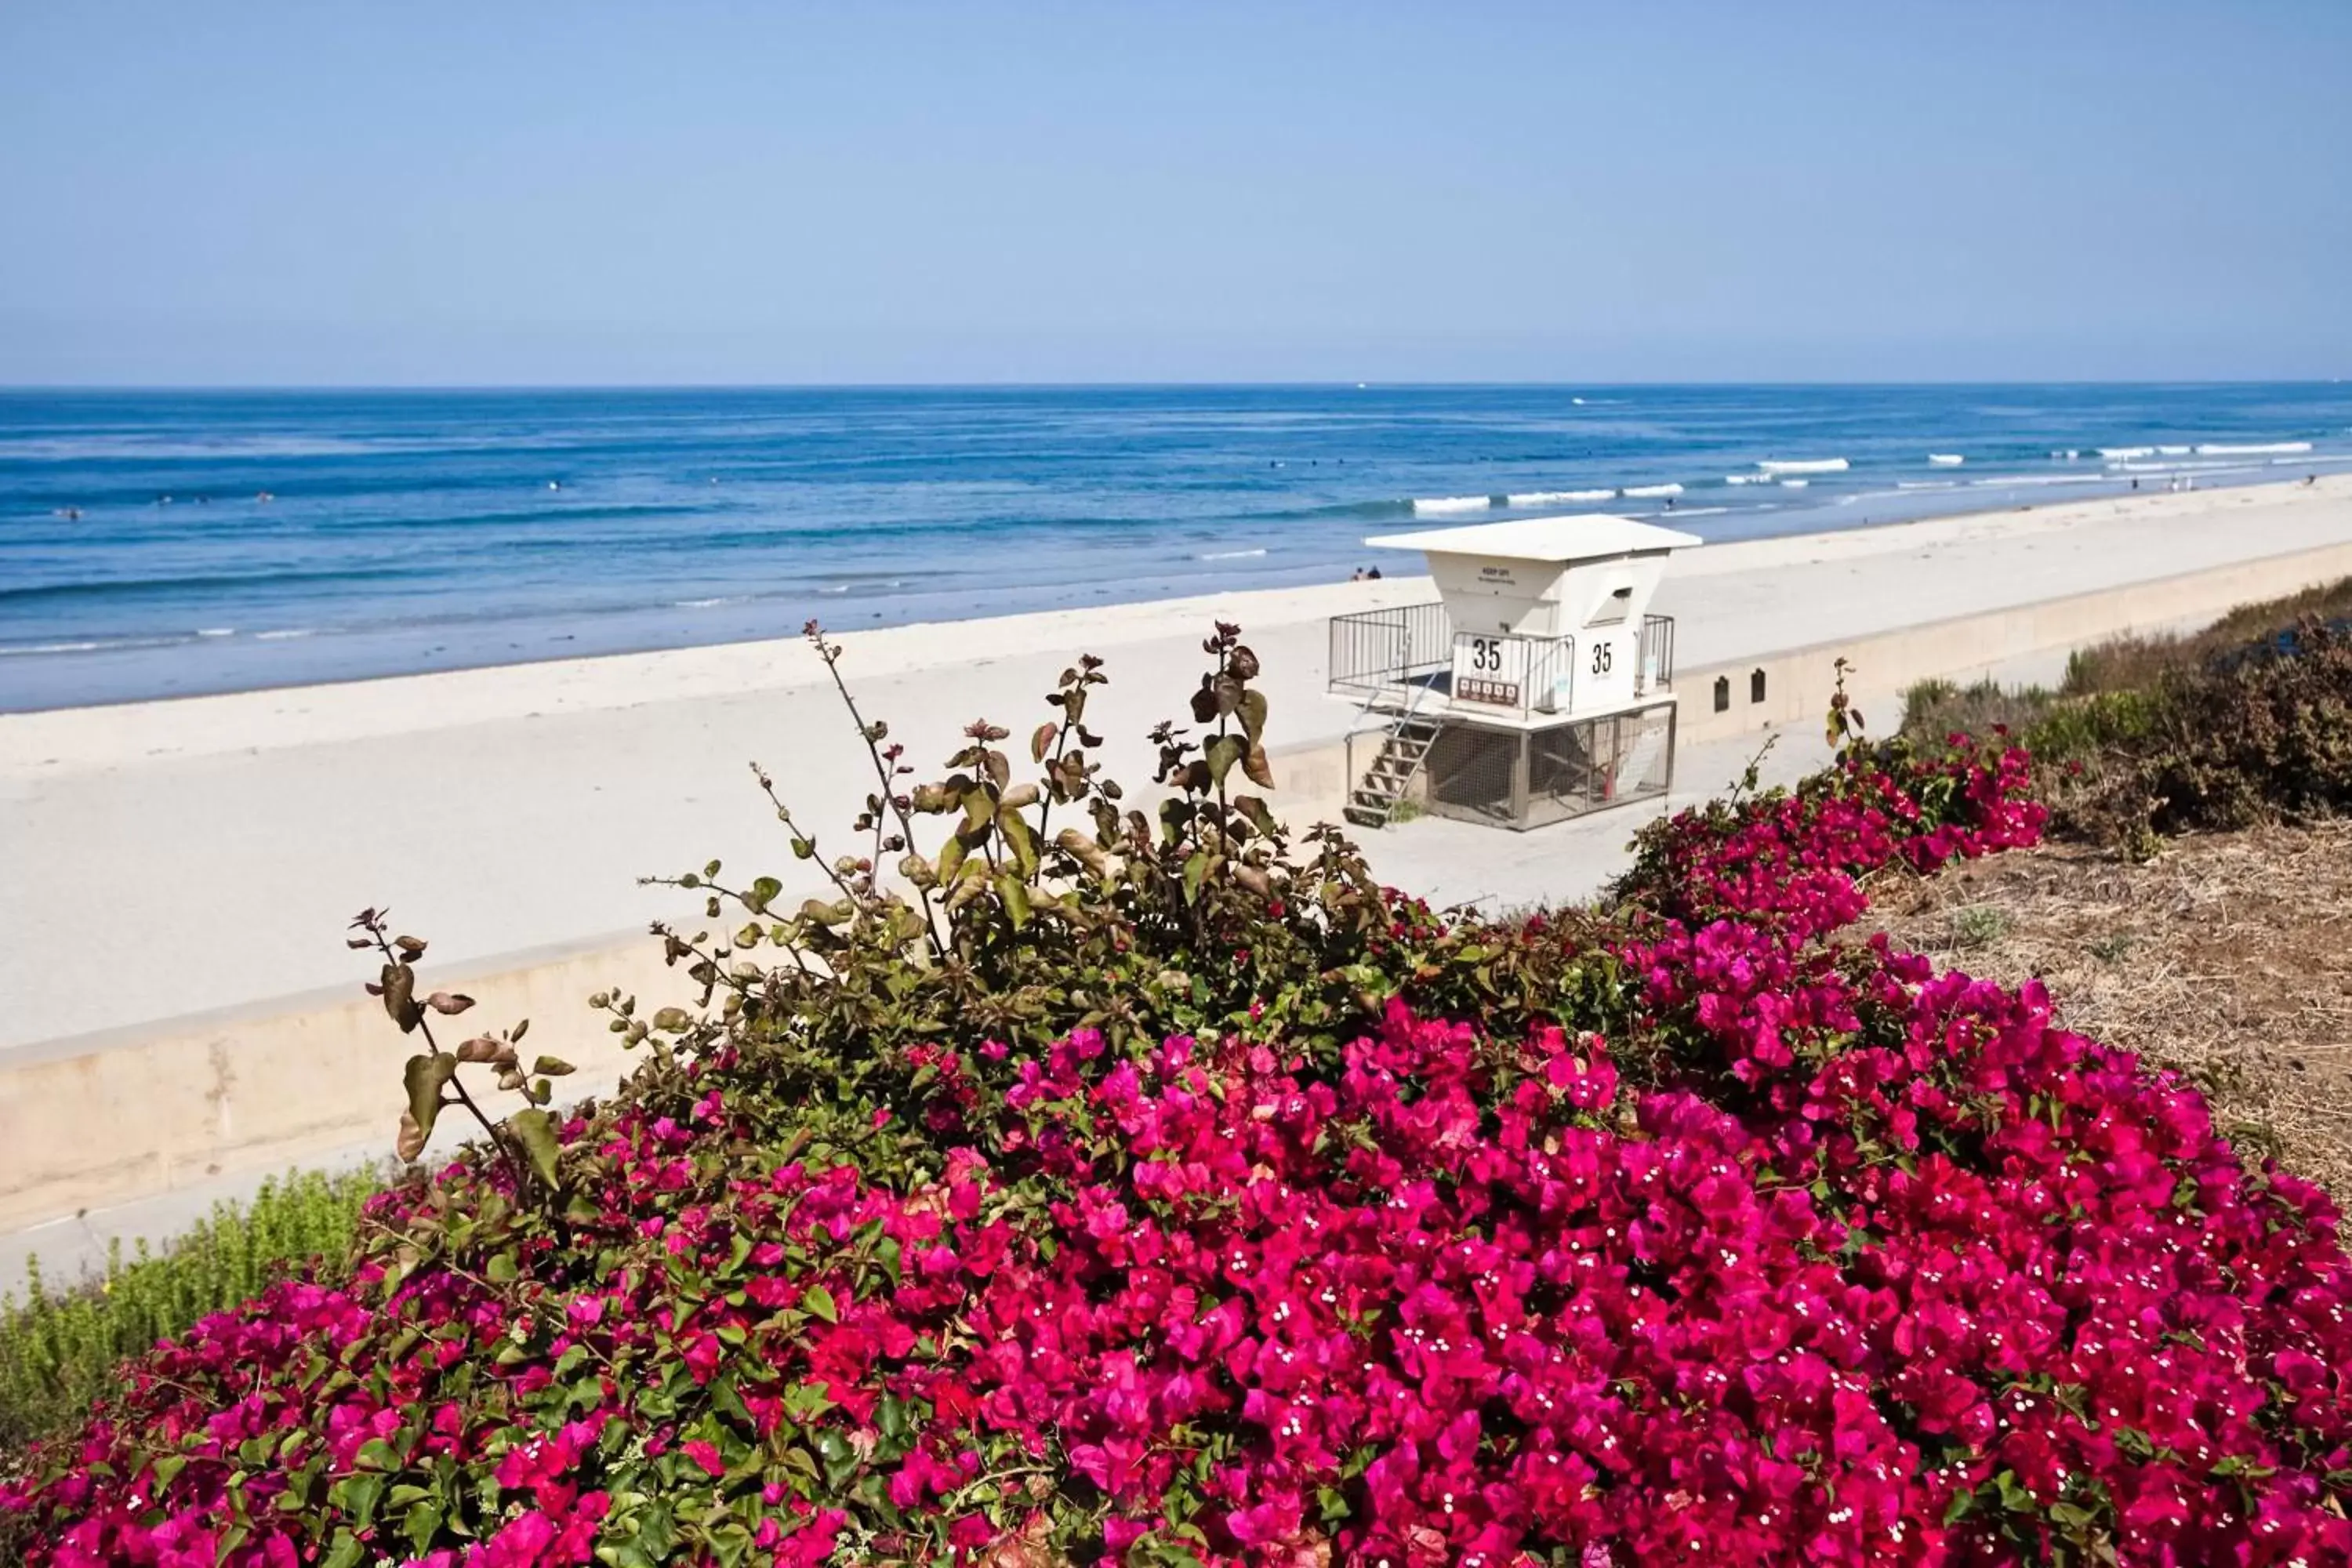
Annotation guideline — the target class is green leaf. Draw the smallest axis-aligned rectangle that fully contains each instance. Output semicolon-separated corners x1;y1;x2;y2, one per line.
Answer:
1182;850;1210;904
996;873;1032;930
533;1054;575;1078
935;831;968;887
381;962;421;1033
746;876;783;914
635;1501;680;1560
1232;795;1279;837
1203;734;1246;787
321;1531;365;1568
329;1472;386;1529
403;1500;445;1556
508;1107;563;1188
1238;688;1269;745
403;1053;459;1143
996;805;1040;879
804;1284;838;1323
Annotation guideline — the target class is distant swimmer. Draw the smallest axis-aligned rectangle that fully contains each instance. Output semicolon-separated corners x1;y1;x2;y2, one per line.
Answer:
547;480;561;491
54;506;82;521
255;490;274;502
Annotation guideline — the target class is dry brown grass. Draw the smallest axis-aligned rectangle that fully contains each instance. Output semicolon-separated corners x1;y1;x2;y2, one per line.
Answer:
1863;820;2352;1197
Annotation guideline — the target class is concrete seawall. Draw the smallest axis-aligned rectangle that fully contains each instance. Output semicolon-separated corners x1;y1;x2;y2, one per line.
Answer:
7;510;2352;1252
0;935;697;1236
1668;536;2352;750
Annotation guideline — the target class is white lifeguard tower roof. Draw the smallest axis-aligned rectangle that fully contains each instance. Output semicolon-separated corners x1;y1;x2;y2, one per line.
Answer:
1363;514;1703;561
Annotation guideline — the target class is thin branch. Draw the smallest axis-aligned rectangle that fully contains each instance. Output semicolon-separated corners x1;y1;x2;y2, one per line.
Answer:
805;625;948;959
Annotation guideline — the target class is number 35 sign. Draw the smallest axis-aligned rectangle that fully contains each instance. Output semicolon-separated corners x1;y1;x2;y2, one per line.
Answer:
1450;633;1528;708
1452;631;1632;713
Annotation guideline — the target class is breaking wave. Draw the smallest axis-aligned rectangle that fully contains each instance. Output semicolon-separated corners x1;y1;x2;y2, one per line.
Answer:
1504;489;1616;506
1757;458;1849;474
1411;495;1494;516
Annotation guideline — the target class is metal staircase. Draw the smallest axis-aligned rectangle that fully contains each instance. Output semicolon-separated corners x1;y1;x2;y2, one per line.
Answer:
1344;693;1441;828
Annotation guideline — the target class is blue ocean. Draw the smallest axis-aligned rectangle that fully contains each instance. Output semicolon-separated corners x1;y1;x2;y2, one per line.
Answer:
5;384;2350;711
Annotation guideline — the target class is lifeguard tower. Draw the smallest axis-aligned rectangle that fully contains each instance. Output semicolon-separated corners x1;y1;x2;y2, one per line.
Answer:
1327;514;1697;829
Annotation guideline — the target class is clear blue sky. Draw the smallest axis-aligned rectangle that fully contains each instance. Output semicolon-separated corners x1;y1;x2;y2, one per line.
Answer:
2;2;2347;384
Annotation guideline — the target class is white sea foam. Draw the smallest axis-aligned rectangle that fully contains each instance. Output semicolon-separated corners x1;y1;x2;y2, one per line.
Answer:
1412;495;1494;516
1724;474;1766;485
2050;449;2080;460
0;641;109;656
1758;458;1849;474
818;584;851;595
2198;441;2311;455
1970;474;2113;487
1506;489;1615;506
1198;547;1268;560
1898;481;1959;491
673;597;744;608
1928;453;1965;466
2098;447;2154;459
1664;506;1729;517
1778;478;1809;489
2110;459;2248;474
256;628;316;640
196;627;236;637
1621;482;1683;498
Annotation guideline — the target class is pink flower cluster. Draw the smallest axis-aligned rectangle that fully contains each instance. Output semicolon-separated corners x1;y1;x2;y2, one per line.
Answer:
12;739;2350;1566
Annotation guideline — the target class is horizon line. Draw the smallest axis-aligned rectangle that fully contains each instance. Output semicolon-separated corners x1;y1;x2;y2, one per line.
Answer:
3;376;2347;394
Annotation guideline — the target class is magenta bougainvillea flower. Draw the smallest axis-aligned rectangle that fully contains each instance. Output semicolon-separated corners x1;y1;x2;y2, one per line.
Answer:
9;740;2349;1566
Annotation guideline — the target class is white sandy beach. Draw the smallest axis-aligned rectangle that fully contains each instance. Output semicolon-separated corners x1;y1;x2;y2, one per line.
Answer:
5;475;2351;1055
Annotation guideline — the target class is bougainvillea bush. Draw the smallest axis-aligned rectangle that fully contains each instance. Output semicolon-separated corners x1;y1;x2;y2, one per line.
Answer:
9;633;2350;1567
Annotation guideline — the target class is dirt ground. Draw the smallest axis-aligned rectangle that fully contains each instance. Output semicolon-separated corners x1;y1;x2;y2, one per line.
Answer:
1864;819;2352;1199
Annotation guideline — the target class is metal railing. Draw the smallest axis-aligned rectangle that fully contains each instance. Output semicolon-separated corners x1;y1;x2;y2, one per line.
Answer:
1330;601;1677;715
1329;601;1455;701
1637;612;1675;695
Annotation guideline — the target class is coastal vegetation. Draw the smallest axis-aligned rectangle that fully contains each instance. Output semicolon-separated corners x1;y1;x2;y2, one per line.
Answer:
0;1170;379;1457
6;615;2352;1566
1900;575;2352;856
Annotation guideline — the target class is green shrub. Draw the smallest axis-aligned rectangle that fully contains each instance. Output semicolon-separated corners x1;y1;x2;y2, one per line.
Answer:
0;1166;379;1454
1902;583;2352;854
